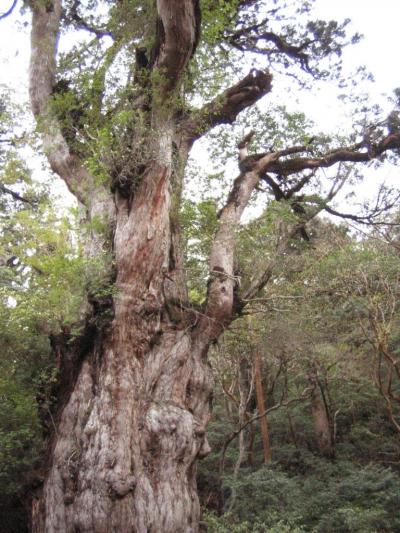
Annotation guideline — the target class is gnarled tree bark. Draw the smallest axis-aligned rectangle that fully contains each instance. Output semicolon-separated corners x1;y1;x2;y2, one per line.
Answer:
29;2;215;531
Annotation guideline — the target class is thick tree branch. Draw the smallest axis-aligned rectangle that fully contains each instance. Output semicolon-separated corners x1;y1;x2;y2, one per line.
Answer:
29;0;111;213
200;151;279;337
182;70;272;143
199;143;322;335
211;132;400;306
265;133;400;177
153;0;200;103
229;26;312;72
201;172;261;333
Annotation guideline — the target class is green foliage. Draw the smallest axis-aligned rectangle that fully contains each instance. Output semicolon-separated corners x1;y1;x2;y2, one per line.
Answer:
203;509;306;532
1;205;86;330
181;198;219;302
0;379;42;496
2;2;400;532
197;218;400;533
209;460;400;533
85;106;152;189
200;0;241;46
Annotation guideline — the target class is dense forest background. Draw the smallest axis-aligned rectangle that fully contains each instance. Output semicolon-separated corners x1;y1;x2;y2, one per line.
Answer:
1;1;400;532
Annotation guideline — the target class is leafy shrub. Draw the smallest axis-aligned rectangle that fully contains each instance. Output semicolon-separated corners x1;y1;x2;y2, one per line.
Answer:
219;461;400;533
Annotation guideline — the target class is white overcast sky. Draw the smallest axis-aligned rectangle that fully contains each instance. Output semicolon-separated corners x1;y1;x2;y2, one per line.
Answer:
315;0;400;92
0;0;399;207
1;2;399;102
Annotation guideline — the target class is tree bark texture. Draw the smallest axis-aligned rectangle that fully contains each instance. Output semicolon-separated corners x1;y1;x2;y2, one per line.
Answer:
31;141;217;532
29;2;214;532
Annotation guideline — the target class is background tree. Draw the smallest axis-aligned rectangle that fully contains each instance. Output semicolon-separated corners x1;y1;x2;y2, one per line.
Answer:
198;220;400;532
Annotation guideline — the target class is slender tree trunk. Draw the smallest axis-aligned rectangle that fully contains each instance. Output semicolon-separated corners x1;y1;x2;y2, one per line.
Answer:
227;358;252;513
253;350;272;463
247;421;256;465
308;365;334;459
286;409;298;449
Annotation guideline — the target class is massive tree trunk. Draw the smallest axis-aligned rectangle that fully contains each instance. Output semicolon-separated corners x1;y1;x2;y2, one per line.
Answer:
29;2;214;531
28;2;272;531
31;130;215;532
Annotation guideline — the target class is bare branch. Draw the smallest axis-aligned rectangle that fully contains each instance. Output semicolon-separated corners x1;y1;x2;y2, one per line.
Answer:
238;130;255;162
65;0;113;39
323;205;400;226
228;26;312;73
219;390;311;478
182;70;272;143
242;243;287;302
0;182;36;206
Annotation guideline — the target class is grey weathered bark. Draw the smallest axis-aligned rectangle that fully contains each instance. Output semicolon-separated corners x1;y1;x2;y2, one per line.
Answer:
27;1;400;531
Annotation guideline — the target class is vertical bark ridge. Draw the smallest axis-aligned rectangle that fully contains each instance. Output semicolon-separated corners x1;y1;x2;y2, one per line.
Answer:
154;0;200;101
308;365;334;459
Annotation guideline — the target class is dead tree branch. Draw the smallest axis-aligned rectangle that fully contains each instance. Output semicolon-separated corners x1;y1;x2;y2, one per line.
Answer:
182;70;272;144
0;182;36;206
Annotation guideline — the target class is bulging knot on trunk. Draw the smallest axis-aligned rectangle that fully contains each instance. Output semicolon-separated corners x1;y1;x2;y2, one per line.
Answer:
60;447;81;506
105;471;137;500
142;404;210;467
